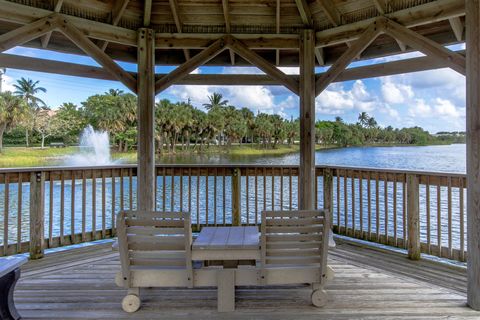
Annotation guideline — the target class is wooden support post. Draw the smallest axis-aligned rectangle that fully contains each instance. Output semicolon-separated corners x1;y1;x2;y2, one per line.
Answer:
232;168;241;226
29;171;45;260
406;174;420;260
323;168;333;219
466;0;480;310
217;269;235;312
299;30;316;210
137;28;155;211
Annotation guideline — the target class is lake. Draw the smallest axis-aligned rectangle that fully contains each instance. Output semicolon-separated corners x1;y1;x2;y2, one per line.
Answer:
157;144;467;173
0;144;467;254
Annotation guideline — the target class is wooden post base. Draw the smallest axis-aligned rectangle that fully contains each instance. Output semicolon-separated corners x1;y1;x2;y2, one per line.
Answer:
0;268;21;320
217;269;235;312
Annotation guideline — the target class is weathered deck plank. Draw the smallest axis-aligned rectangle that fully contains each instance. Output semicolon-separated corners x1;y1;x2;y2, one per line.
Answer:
13;241;478;319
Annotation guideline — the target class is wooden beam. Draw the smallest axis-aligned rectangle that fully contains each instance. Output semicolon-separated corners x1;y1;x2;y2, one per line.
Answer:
466;0;480;311
155;35;299;50
315;0;341;26
382;17;466;75
40;0;64;49
0;50;465;85
276;0;281;66
98;0;130;52
0;14;59;53
315;20;382;96
315;47;325;66
168;0;191;61
395;39;407;51
144;0;153;27
373;0;387;14
316;0;464;47
299;29;316;210
221;0;235;65
56;17;137;92
227;36;299;94
295;0;313;26
137;28;155;211
155;37;228;94
449;17;464;41
0;0;138;47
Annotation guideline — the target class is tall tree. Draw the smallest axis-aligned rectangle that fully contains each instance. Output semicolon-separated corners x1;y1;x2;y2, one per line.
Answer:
202;92;228;110
0;92;28;151
13;78;47;147
357;112;370;127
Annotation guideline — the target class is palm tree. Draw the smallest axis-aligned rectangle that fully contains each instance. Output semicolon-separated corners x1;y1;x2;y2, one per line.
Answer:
358;112;370;127
202;92;228;110
13;78;47;147
106;89;124;96
0;92;28;151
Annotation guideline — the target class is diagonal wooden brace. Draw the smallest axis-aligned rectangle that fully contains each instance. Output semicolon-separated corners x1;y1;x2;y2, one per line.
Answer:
0;14;59;53
56;16;137;93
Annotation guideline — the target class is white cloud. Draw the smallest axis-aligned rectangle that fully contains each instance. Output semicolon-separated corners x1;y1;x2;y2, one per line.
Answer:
1;74;16;92
381;78;414;104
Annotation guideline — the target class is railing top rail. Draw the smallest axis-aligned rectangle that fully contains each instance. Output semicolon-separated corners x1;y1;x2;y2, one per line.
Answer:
0;163;466;178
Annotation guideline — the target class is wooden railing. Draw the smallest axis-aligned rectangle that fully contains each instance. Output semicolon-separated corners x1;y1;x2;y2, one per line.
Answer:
0;165;467;262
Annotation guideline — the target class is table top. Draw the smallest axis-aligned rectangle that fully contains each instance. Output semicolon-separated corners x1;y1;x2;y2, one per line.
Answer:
193;226;259;250
0;256;28;277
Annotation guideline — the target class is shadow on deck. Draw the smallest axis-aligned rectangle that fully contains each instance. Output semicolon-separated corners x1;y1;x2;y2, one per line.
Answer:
14;240;477;319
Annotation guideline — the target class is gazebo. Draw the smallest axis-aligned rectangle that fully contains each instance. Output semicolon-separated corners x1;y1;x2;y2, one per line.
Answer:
0;0;479;315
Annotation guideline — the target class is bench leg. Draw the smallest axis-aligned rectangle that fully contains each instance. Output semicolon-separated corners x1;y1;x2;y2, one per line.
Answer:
0;268;21;320
217;269;235;312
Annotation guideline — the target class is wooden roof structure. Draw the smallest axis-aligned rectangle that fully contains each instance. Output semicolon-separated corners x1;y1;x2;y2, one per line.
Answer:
1;0;479;313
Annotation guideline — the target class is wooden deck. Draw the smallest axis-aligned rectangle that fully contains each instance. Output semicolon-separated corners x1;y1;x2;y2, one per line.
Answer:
14;240;478;319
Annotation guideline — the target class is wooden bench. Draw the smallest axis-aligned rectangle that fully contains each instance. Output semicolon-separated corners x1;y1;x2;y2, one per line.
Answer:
261;209;332;307
49;142;66;148
0;256;28;320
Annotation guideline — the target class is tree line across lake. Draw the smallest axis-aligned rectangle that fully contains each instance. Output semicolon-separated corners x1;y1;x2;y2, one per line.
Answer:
0;78;465;153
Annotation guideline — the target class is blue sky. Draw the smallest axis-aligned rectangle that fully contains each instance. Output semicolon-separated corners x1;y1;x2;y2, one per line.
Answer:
2;44;466;133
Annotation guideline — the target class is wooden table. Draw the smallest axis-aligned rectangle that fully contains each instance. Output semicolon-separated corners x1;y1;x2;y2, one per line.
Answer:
192;226;260;313
0;256;27;320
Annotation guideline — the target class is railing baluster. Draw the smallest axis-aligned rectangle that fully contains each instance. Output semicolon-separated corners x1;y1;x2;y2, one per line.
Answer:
393;174;397;247
352;170;355;237
188;168;192;219
129;168;133;210
288;167;292;211
314;169;318;210
92;170;96;240
368;172;371;240
223;168;226;225
344;171;348;235
280;168;284;211
359;171;363;238
206;168;209;225
263;168;267;212
102;170;106;239
375;172;380;242
82;170;86;242
246;168;249;225
60;171;65;246
337;170;341;231
426;176;431;254
3;174;9;255
460;177;465;261
17;173;22;253
384;175;388;244
171;168;175;211
271;169;275;211
402;175;407;249
162;167;166;212
447;177;452;259
180;168;184;213
214;168;217;226
154;167;158;210
111;171;116;236
437;183;442;257
197;168;200;229
255;168;259;224
49;174;54;247
120;169;125;212
71;171;76;243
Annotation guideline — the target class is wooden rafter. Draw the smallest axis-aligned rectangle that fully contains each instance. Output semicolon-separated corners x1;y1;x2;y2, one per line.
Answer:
395;39;407;51
227;36;299;94
0;14;59;53
373;0;387;14
316;0;464;47
169;0;191;61
315;20;383;96
40;0;64;49
315;0;341;26
56;17;137;92
0;50;465;85
144;0;153;27
155;37;228;94
382;17;466;75
98;0;130;52
295;0;313;27
449;17;464;41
